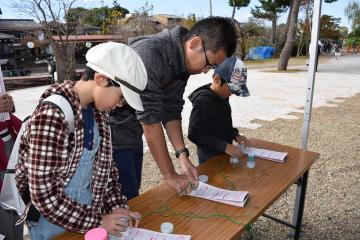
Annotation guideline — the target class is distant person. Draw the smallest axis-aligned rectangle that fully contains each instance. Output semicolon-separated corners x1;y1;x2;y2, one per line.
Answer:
323;42;330;54
48;56;56;83
352;41;357;54
326;42;331;53
0;66;23;240
188;57;250;164
334;44;341;60
111;17;238;196
315;42;321;72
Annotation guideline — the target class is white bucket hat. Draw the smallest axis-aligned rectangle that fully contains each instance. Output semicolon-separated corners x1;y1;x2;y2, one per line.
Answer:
86;42;147;111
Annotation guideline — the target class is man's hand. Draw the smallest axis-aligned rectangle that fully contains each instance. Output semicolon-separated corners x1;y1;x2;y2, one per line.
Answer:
100;208;141;237
225;143;244;159
235;134;250;148
164;172;198;196
179;154;198;179
0;94;14;113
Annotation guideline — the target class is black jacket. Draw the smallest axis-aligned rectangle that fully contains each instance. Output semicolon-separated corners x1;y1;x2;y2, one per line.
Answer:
109;105;143;149
188;84;239;156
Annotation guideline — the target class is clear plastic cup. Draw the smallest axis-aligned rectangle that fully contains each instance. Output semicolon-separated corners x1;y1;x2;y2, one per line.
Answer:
247;149;256;169
118;217;132;240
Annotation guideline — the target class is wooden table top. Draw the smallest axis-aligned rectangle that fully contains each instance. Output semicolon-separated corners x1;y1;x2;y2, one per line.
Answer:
53;139;319;240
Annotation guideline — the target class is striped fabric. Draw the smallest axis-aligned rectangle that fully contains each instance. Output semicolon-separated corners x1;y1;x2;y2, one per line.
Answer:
0;128;11;142
15;81;128;232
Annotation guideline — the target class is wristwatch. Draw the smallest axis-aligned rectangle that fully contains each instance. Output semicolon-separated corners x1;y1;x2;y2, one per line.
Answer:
175;147;189;158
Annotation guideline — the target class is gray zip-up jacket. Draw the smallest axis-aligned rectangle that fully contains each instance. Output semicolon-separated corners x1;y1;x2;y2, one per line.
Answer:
129;26;190;124
109;26;190;149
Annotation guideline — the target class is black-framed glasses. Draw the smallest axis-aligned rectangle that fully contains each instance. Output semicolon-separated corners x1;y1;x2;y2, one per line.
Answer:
106;78;120;88
106;79;127;106
202;39;217;69
106;77;142;95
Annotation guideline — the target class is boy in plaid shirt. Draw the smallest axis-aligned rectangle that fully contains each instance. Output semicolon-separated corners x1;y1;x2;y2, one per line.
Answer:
15;42;147;239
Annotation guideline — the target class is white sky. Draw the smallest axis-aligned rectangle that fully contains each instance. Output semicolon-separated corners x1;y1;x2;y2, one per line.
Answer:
0;0;353;30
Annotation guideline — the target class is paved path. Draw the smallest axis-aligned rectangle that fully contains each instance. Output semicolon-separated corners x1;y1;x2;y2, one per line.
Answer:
183;54;360;129
9;54;360;130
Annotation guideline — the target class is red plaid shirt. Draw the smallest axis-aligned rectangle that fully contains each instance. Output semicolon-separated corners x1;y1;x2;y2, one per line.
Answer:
15;81;128;232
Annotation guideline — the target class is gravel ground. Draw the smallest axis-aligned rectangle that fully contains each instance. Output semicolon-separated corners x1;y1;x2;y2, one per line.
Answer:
139;93;360;239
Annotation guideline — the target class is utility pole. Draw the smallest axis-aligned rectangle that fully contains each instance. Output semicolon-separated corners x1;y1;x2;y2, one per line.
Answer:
209;0;212;16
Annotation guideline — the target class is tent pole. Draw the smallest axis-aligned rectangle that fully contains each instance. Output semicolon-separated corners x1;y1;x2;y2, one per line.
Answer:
301;0;322;151
291;0;322;239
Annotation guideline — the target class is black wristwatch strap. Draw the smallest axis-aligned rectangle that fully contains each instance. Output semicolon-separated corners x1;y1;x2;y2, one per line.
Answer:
175;147;189;158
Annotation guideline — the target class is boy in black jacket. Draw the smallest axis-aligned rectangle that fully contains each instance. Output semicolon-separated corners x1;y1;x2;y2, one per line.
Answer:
188;57;250;164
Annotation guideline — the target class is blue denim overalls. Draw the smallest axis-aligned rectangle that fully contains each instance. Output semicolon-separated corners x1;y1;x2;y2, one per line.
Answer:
29;123;101;240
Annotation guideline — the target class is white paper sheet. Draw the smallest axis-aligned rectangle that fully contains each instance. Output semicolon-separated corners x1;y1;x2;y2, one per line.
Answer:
246;147;288;163
189;182;248;207
109;227;191;240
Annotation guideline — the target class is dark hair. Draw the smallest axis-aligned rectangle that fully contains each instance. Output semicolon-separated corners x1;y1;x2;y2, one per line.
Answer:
220;78;227;85
213;73;227;86
183;17;237;57
81;67;95;81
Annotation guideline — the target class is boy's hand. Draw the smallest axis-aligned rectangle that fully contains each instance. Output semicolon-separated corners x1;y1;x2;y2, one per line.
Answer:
100;208;141;237
112;208;141;228
235;134;250;148
225;143;244;159
100;212;128;237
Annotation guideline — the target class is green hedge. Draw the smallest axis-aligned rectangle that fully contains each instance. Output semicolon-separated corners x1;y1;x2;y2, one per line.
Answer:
344;37;360;46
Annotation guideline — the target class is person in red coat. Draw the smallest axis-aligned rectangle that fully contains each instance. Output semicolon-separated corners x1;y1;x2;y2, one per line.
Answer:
0;104;21;190
0;68;23;240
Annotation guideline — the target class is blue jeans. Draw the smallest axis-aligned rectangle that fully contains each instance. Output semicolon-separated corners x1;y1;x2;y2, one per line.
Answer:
113;147;143;200
197;148;222;165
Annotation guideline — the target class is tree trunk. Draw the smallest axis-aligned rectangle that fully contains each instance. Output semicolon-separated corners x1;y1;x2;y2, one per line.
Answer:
53;43;76;82
231;1;236;20
277;1;293;55
271;16;277;53
234;20;246;60
278;0;301;71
